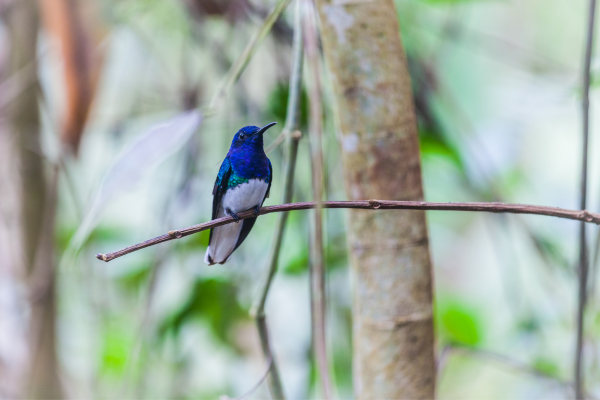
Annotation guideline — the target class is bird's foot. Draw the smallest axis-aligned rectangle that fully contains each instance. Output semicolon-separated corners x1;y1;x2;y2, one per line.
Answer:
253;205;261;217
226;208;240;223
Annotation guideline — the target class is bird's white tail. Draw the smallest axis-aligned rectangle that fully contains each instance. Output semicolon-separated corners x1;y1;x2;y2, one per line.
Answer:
204;207;242;265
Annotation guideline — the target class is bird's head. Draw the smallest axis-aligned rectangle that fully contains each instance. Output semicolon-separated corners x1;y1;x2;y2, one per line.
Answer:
230;122;277;151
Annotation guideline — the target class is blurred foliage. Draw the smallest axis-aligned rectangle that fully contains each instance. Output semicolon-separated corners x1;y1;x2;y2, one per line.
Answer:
56;224;128;254
117;263;152;293
419;0;480;4
158;277;248;349
175;229;210;253
532;357;560;377
101;321;135;375
267;82;310;129
282;234;347;275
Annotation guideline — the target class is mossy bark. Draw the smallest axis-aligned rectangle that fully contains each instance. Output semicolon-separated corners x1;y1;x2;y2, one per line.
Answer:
313;0;436;398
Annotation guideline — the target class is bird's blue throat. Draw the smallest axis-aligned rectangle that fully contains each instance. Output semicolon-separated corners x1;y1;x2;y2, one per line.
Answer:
223;125;271;189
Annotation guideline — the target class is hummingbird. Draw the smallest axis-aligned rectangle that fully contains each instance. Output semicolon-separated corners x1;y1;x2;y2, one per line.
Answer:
204;122;277;265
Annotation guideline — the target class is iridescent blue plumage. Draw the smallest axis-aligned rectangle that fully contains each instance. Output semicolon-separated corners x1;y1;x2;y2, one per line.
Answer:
205;122;276;265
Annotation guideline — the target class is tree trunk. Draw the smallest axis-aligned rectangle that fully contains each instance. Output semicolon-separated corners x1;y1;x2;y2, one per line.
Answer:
1;1;63;398
313;1;436;398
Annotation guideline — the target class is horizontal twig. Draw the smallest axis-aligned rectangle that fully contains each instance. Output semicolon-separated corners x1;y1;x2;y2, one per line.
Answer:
95;200;600;263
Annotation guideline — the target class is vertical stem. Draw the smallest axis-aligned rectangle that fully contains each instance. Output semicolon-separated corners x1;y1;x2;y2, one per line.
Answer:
256;315;285;399
250;1;304;398
575;1;596;398
251;0;304;317
304;1;332;398
207;0;292;113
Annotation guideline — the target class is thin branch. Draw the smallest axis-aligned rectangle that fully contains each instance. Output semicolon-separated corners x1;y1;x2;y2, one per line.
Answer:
249;1;304;398
591;227;600;297
576;1;596;398
303;0;332;398
441;344;574;389
254;316;282;400
95;200;600;263
207;0;292;113
265;129;301;154
251;0;304;320
220;349;273;400
0;49;43;111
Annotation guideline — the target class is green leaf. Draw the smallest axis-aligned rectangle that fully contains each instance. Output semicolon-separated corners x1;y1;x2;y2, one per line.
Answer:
100;323;133;375
437;302;482;345
419;128;465;173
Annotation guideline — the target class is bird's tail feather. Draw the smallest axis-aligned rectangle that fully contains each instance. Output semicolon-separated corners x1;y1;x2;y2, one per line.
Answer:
205;221;242;265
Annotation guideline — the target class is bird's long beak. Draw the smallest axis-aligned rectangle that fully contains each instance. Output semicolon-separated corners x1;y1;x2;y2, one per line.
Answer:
256;122;277;136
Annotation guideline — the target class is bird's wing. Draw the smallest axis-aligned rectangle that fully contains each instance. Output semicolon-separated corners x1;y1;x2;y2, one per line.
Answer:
264;158;272;200
232;159;273;253
210;157;232;234
212;157;232;219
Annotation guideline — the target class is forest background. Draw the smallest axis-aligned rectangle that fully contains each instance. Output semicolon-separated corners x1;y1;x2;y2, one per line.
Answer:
0;0;599;399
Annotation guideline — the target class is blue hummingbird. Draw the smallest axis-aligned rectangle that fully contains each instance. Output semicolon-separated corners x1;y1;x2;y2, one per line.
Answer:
204;122;277;265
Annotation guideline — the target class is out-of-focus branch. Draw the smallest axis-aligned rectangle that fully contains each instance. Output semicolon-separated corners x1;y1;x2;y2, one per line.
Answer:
95;200;600;263
207;0;292;113
265;129;301;154
575;1;596;399
254;317;280;400
440;344;575;389
303;1;332;398
251;0;304;321
0;55;40;112
249;1;304;397
220;349;273;400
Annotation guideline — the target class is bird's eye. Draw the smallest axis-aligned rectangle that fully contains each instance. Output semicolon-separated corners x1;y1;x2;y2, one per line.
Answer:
239;133;245;139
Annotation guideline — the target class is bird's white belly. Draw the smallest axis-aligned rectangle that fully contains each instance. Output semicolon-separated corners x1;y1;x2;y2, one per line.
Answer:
222;179;268;213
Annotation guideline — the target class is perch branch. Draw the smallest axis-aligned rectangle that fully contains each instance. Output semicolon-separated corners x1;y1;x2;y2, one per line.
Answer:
95;200;600;263
575;0;596;398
